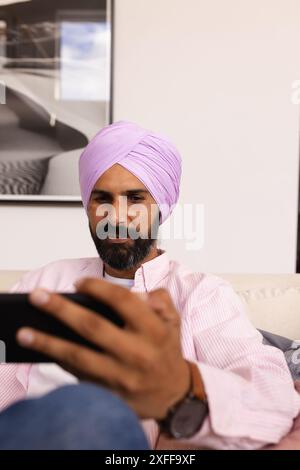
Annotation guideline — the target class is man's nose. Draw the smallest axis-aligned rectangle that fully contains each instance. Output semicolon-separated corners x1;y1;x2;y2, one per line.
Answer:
110;197;128;226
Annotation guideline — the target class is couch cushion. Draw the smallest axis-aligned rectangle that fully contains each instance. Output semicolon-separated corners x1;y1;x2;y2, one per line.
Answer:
218;274;300;339
0;271;25;292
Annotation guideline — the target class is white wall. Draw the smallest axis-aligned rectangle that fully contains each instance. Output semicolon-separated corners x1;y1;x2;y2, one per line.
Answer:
0;204;97;270
1;0;300;272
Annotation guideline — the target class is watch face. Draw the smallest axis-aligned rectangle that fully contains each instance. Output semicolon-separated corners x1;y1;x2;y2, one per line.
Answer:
169;398;208;439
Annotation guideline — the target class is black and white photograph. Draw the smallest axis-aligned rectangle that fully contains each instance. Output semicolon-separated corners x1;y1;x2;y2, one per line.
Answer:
0;0;112;201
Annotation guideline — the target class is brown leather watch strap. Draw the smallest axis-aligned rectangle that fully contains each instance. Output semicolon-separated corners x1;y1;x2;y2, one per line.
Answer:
187;360;207;401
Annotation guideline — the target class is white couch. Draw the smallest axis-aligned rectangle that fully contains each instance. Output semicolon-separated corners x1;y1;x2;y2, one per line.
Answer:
1;270;300;340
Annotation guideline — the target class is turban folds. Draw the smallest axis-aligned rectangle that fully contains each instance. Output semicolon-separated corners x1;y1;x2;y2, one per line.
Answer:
79;120;182;224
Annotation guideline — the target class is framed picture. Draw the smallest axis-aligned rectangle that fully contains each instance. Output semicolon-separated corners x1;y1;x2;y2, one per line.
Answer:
0;0;113;202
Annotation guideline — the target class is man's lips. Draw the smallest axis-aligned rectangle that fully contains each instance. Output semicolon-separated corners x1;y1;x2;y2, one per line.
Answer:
107;237;130;244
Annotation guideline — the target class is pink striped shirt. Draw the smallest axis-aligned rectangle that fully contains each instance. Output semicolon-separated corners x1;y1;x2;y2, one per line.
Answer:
4;251;300;449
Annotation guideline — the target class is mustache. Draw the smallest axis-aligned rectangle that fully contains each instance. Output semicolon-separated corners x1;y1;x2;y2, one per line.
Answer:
99;222;129;238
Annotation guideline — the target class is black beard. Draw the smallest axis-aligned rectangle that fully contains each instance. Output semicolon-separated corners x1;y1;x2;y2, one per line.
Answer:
89;221;158;270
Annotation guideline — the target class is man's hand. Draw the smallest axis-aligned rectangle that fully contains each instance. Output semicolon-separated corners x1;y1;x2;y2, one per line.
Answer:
16;279;191;420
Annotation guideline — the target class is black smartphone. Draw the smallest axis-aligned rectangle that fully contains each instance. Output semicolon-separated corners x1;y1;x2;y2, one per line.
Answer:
0;293;124;363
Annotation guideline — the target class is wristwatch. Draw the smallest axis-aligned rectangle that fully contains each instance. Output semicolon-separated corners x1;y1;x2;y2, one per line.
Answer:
158;361;209;439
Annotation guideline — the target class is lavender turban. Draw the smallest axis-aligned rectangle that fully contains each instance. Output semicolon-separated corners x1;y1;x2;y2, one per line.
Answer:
79;121;182;224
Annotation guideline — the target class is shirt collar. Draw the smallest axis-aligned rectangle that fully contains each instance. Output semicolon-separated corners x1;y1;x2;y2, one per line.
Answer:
133;250;170;292
88;250;170;292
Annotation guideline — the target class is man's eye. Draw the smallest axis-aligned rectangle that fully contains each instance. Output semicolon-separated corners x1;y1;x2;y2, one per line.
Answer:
94;198;111;206
95;196;108;202
129;195;144;201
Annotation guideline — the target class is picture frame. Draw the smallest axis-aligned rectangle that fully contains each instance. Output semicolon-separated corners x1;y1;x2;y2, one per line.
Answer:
0;0;113;203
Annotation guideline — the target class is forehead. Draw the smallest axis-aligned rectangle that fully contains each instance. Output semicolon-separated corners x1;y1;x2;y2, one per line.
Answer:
93;163;148;192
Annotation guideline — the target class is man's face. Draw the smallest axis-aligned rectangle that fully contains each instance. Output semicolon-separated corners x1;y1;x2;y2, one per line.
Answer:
88;164;160;270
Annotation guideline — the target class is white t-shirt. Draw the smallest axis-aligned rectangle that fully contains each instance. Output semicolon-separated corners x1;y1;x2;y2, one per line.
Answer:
104;271;134;289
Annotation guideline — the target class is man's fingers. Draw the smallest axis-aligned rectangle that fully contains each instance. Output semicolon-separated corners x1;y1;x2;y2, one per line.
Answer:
75;277;164;336
16;327;124;389
28;289;143;362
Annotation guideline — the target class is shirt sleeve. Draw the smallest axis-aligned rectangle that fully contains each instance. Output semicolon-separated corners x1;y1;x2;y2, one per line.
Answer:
9;268;45;293
6;267;58;406
175;280;300;450
0;273;38;411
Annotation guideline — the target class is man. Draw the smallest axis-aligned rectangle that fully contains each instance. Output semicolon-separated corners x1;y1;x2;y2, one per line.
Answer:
1;120;299;450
